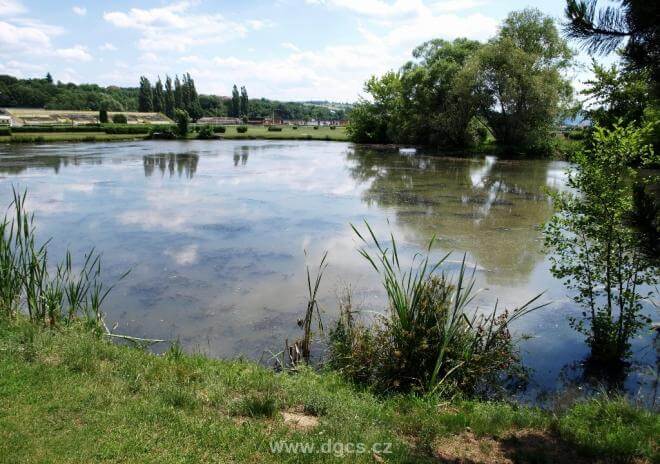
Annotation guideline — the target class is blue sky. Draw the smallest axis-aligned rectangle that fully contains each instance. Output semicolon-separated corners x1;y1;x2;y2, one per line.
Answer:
0;0;600;101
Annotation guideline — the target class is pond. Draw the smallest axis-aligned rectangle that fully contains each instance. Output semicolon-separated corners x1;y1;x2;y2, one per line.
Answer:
0;140;656;403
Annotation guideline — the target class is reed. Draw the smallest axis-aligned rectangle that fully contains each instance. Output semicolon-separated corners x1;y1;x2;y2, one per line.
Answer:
329;220;546;396
0;187;127;326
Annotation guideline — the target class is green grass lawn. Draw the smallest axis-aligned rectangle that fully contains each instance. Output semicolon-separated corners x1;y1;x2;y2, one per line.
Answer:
0;320;656;463
217;125;348;141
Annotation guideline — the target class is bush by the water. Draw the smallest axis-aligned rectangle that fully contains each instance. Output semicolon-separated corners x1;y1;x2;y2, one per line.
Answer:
237;126;248;133
197;125;216;139
103;124;155;134
112;114;127;124
267;126;282;132
329;222;544;396
148;126;177;140
0;127;11;136
213;125;226;133
330;126;336;130
292;126;298;130
313;126;319;130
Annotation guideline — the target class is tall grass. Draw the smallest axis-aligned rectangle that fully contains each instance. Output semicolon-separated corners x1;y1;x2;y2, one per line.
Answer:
329;221;546;396
0;188;126;327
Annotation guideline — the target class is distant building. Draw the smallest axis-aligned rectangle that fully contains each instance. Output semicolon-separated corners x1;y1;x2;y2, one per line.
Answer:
198;116;242;125
0;115;11;126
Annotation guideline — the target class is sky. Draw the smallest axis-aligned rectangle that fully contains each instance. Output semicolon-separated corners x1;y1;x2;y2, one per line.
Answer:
0;0;602;102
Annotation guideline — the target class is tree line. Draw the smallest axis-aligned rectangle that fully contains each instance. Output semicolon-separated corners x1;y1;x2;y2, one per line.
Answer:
0;74;348;121
137;73;203;121
347;8;574;154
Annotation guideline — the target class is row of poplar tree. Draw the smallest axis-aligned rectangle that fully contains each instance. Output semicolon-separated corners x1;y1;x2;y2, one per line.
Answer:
138;74;249;121
138;74;202;121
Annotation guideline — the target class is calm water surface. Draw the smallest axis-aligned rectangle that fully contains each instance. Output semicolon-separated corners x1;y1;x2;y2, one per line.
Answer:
0;140;656;402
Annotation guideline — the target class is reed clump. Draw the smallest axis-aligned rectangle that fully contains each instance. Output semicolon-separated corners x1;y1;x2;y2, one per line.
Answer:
328;221;545;396
0;188;125;327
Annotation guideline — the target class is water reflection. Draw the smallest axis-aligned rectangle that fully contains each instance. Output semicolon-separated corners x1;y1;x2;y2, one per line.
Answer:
233;146;249;166
0;139;654;401
347;148;561;285
143;153;199;178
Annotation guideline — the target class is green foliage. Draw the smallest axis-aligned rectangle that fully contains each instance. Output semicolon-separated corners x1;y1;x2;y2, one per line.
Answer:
112;113;127;124
240;86;249;117
236;125;248;133
347;11;572;154
329;222;544;396
267;126;282;132
153;77;165;114
196;124;215;139
138;76;153;112
174;109;189;136
544;124;658;364
212;125;226;133
473;8;573;153
231;84;240;118
564;0;659;95
0;127;12;136
103;124;156;134
11;125;100;133
99;108;108;124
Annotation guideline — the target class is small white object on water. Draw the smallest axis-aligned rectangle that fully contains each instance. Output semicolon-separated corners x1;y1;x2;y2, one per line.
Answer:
399;147;417;155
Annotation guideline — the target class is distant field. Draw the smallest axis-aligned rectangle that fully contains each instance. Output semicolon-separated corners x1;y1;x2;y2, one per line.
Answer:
0;125;349;143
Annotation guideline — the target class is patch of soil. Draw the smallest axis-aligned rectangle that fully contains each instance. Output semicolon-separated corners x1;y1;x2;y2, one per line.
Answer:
281;410;319;431
434;429;592;464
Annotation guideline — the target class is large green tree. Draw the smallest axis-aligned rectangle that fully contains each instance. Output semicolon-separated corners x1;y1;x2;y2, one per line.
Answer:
472;9;573;152
153;77;165;114
164;75;175;119
138;76;153;112
240;86;249;117
231;85;240;117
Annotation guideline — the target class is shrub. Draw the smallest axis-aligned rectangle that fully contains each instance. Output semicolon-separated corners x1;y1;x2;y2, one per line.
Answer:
99;109;108;124
329;222;544;396
292;126;298;130
213;125;226;133
0;127;11;136
197;125;216;139
236;125;248;133
112;114;127;124
103;125;152;134
330;126;336;130
313;126;319;130
544;124;658;365
267;126;282;132
174;109;189;136
148;126;177;140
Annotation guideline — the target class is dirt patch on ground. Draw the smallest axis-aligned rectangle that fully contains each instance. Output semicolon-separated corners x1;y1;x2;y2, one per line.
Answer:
281;410;319;431
434;429;595;464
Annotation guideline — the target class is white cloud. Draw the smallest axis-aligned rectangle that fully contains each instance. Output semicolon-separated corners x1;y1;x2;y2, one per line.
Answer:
281;42;300;52
72;6;86;16
165;245;199;266
0;0;26;16
99;42;117;51
103;1;251;52
53;45;92;61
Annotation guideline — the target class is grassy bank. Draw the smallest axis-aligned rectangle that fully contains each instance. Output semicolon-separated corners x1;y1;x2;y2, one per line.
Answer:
210;125;348;141
0;320;656;463
0;126;348;144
